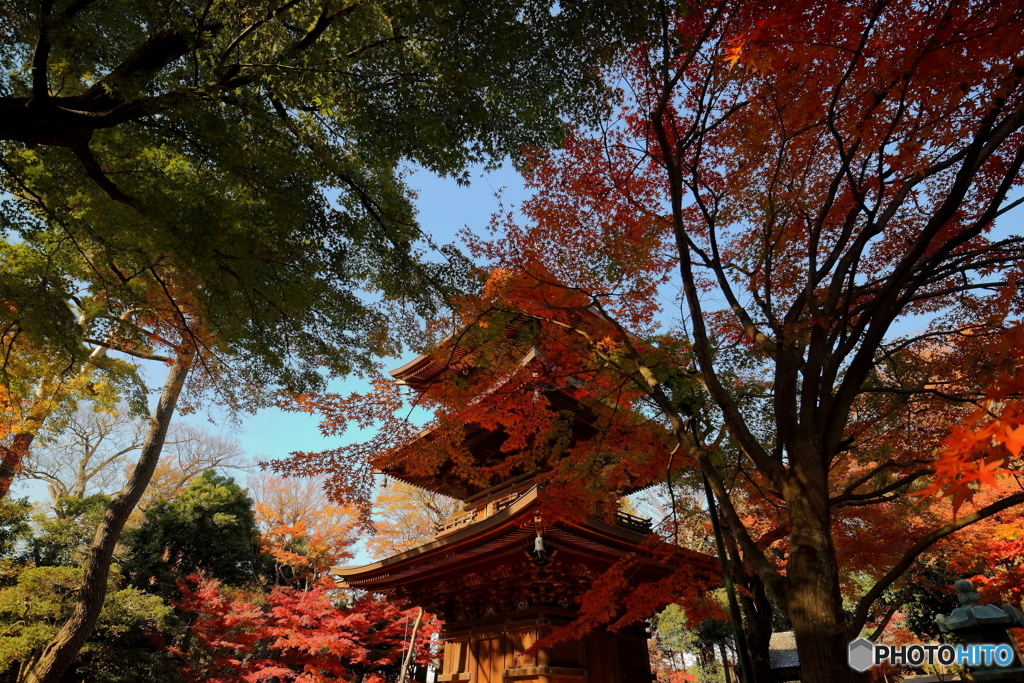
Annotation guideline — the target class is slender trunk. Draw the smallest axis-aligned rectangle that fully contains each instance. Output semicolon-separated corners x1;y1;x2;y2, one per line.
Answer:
737;567;774;683
399;607;424;683
18;350;193;683
699;644;714;673
719;642;733;683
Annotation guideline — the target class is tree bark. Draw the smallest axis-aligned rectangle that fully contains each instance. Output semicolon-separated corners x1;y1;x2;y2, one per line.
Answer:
18;349;193;683
737;566;774;683
783;491;867;683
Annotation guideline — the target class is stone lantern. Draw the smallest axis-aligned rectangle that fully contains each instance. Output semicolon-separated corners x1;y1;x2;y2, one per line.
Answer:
936;579;1024;682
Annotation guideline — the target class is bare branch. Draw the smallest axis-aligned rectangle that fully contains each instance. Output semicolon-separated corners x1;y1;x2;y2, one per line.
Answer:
83;339;172;363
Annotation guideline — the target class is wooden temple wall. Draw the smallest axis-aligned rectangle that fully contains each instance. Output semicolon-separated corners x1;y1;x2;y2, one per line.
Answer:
437;614;653;683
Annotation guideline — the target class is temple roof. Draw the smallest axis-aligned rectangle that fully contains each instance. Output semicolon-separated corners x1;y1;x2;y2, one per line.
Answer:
375;277;672;504
374;346;609;502
334;487;718;609
388;331;461;392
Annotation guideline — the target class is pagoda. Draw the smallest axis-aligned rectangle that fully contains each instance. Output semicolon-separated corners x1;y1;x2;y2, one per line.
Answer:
334;298;719;683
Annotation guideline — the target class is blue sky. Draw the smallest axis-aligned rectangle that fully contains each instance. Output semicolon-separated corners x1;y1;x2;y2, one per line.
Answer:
53;166;1019;482
197;164;531;467
8;165;529;505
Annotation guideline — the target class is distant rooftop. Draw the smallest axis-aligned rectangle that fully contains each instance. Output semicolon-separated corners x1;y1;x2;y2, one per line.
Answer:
769;631;800;679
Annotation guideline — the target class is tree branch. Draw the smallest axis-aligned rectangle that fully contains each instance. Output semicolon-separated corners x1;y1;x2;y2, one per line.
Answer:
698;451;787;602
81;29;193;104
31;0;55;102
831;470;933;507
868;603;901;642
218;0;305;66
71;145;139;209
846;491;1024;640
291;1;362;53
83;339;171;363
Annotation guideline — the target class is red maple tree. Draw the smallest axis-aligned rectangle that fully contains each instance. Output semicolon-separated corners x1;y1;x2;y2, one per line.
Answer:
276;2;1024;682
174;577;437;683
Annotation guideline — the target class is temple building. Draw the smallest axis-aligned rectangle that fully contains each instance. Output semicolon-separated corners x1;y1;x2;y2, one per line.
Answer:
334;304;719;683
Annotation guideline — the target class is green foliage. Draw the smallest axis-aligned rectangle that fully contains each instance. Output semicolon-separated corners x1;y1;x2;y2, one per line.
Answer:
654;603;699;654
883;562;961;642
0;499;31;560
123;471;260;598
0;239;83;384
653;603;735;683
654;603;733;651
27;494;110;568
693;617;734;651
0;567;81;676
0;499;32;589
0;0;650;400
0;566;178;683
0;231;146;417
1;0;627;166
79;587;181;683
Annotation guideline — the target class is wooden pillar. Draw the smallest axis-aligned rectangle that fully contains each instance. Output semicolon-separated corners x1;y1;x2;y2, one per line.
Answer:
537;624;552;683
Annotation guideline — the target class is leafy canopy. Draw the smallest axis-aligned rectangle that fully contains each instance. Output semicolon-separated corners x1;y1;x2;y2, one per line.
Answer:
123;471;259;598
0;566;177;683
0;0;655;408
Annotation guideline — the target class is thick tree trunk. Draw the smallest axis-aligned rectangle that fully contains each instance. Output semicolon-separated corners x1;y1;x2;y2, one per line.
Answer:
784;493;867;683
18;350;193;683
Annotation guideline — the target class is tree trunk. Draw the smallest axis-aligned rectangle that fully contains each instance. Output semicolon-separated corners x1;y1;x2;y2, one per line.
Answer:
719;642;733;683
18;350;193;683
0;378;58;498
398;607;424;683
737;567;774;683
784;493;867;683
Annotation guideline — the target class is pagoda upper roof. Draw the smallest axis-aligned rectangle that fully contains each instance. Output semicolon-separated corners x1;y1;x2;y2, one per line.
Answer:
388;331;461;393
388;285;611;396
374;272;673;503
374;346;611;501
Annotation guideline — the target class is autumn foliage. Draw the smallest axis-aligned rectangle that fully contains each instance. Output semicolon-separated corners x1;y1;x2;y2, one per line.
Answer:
918;324;1024;507
273;2;1024;682
366;481;460;559
173;577;437;683
251;475;360;588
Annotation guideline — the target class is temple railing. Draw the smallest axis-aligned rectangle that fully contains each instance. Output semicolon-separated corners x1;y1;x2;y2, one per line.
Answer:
435;496;652;536
435;512;475;535
492;492;520;512
614;510;652;533
435;491;526;536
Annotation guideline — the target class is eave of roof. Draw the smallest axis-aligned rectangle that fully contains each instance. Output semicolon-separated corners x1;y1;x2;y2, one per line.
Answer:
333;487;719;590
333;486;543;581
